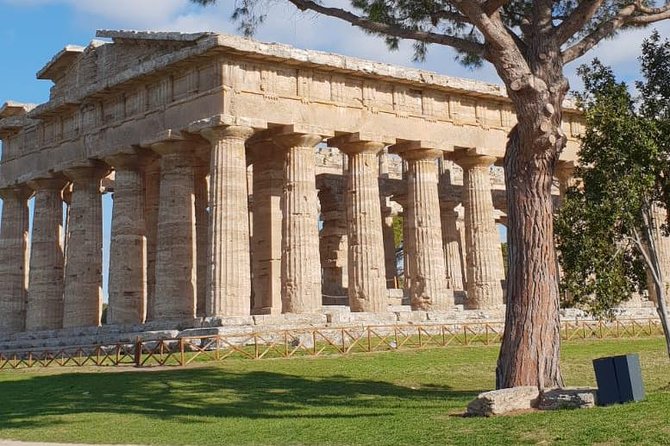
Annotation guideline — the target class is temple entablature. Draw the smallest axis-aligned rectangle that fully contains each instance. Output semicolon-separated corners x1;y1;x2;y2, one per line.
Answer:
0;29;582;190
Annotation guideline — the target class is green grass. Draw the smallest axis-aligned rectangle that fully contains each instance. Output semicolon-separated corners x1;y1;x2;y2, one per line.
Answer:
0;338;668;446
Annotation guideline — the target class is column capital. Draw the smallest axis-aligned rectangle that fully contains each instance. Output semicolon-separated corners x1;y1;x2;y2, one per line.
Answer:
0;184;33;200
452;153;497;169
142;130;203;157
555;161;576;184
273;133;323;150
64;160;111;182
201;125;255;143
104;148;157;171
27;175;69;192
389;142;444;161
328;133;386;156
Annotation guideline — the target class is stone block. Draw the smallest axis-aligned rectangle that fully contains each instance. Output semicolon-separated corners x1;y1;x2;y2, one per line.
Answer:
396;311;428;323
202;316;255;327
426;311;464;322
253;313;328;326
537;388;597;410
326;311;398;325
466;386;540;416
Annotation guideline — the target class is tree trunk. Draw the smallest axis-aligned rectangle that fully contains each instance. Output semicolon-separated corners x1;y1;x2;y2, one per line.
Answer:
654;287;670;358
495;74;567;389
643;206;670;358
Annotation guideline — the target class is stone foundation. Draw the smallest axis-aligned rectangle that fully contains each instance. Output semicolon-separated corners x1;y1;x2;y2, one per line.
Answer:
0;305;658;353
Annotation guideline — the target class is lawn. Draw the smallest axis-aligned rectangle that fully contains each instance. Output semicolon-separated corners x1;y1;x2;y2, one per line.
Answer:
0;338;668;446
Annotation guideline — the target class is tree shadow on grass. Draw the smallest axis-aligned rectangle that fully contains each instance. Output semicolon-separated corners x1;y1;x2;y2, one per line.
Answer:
0;367;483;431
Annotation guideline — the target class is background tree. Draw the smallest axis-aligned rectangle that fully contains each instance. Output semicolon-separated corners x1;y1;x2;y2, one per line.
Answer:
556;36;670;357
192;0;670;389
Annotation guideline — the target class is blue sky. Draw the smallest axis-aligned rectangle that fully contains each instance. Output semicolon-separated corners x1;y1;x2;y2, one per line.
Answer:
1;0;669;298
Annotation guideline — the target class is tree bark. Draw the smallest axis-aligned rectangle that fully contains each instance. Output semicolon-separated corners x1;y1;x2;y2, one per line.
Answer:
641;206;670;359
495;53;568;388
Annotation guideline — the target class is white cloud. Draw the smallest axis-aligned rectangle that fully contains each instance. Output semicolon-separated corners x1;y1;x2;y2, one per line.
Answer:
4;0;667;92
2;0;190;28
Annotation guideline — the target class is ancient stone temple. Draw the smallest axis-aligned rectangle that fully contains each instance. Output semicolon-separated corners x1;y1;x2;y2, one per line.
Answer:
0;30;593;339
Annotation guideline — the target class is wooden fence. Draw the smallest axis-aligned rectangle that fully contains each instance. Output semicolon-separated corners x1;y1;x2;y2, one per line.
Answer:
0;318;663;370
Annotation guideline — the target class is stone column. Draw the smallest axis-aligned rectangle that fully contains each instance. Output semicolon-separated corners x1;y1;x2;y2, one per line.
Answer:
273;133;323;313
106;152;148;325
249;140;284;315
0;186;31;334
63;164;108;328
455;154;504;309
144;157;161;321
380;201;398;288
394;147;450;310
439;164;465;292
193;157;209;317
26;178;68;331
332;136;387;312
201;126;255;317
441;205;465;291
555;162;576;207
151;139;197;320
318;184;348;300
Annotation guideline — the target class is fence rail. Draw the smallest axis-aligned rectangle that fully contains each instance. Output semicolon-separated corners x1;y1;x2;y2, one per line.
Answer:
0;318;663;370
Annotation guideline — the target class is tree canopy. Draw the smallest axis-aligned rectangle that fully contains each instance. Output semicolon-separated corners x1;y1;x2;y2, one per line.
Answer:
556;32;670;355
193;1;670;72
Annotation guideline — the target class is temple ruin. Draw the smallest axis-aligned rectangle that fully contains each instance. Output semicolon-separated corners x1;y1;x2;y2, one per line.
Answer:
0;30;656;347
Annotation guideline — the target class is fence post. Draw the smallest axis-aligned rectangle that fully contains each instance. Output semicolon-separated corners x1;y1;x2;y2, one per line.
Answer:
179;338;185;366
134;337;142;368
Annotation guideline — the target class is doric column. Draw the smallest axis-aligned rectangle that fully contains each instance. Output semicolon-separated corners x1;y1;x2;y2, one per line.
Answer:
63;163;108;328
454;154;504;309
330;135;387;312
273;133;323;313
144;157;161;321
151;138;197;320
26;177;68;331
200;125;255;317
0;186;31;334
318;181;348;299
193;156;209;317
441;206;465;291
106;151;148;325
392;145;450;310
438;163;465;292
249;139;284;315
555;162;576;207
381;202;398;288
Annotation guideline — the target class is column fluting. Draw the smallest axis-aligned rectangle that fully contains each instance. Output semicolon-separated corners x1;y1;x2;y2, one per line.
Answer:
402;149;450;310
26;178;68;331
201;126;255;317
151;141;197;320
0;186;32;334
106;152;148;325
63;164;108;328
273;133;323;313
144;157;161;321
335;139;387;312
249;140;285;315
455;154;505;309
194;158;210;317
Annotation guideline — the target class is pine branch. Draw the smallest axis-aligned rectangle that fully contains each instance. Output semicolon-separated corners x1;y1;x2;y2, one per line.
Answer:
285;0;486;57
553;0;607;45
562;2;670;63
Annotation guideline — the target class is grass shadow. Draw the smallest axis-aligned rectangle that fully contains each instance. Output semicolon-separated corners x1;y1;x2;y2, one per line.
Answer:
0;367;483;431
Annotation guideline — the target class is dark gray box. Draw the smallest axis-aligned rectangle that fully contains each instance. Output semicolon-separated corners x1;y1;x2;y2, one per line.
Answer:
593;353;645;406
